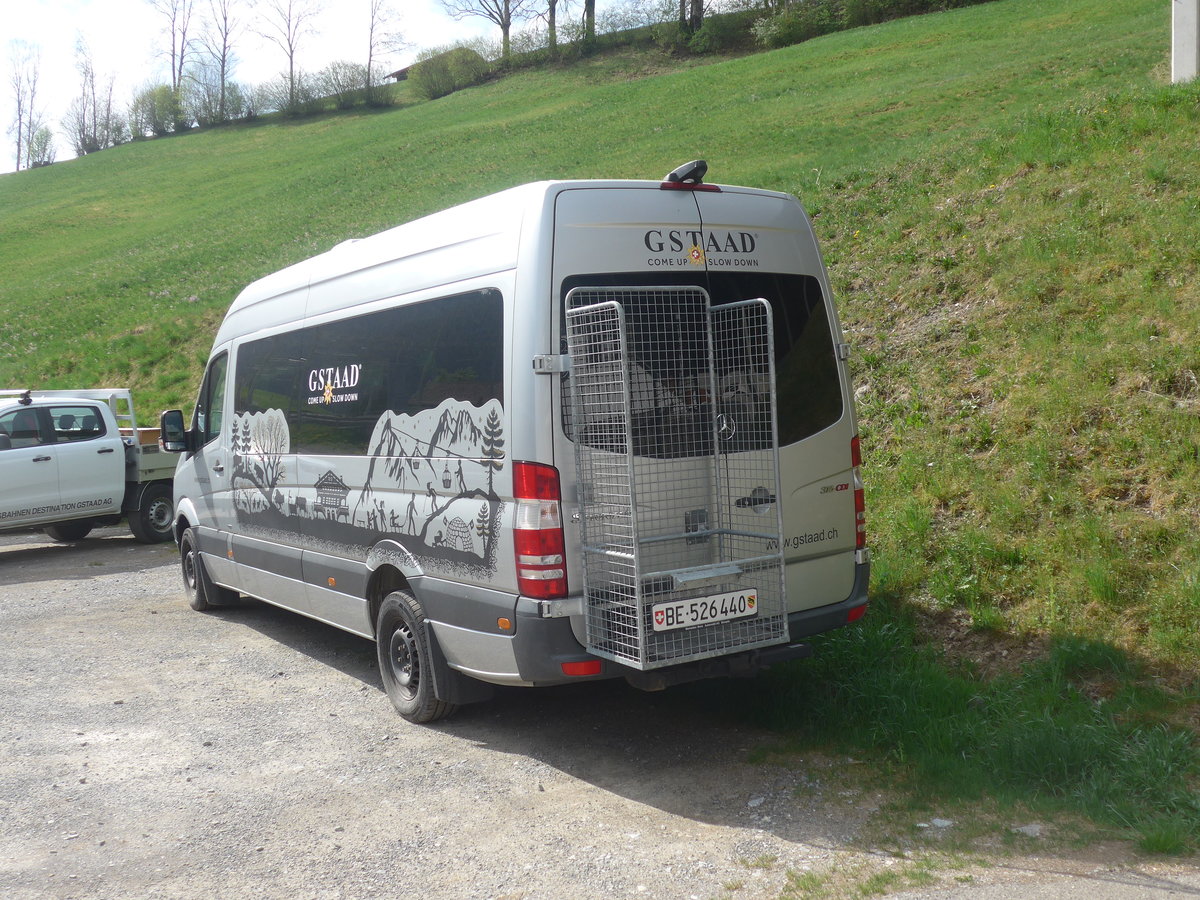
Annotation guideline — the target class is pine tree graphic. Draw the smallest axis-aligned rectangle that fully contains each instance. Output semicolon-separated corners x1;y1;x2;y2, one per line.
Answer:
481;408;504;497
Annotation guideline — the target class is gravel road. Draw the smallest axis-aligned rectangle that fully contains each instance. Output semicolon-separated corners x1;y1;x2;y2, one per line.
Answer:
2;526;1197;900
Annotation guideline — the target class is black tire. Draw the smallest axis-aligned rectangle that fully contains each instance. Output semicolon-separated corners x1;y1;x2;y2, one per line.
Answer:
45;520;94;542
128;482;175;544
180;526;237;611
376;591;457;724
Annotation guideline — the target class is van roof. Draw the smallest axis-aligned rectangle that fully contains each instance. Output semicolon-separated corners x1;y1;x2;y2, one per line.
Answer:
213;178;792;347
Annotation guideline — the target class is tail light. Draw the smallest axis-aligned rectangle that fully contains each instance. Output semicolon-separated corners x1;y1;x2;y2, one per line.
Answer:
851;435;866;550
513;461;568;599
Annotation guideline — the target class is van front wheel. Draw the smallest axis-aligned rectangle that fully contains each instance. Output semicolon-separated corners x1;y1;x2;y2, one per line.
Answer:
181;526;237;611
376;591;457;724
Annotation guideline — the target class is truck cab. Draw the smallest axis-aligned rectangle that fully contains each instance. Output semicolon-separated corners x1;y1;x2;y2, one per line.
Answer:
0;390;176;543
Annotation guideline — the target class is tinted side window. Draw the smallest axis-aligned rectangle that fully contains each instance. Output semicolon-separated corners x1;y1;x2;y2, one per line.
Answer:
232;290;504;456
50;405;108;441
195;353;229;445
0;408;49;449
234;330;305;428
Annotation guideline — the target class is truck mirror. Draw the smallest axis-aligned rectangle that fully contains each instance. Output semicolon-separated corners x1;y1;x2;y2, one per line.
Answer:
159;409;190;452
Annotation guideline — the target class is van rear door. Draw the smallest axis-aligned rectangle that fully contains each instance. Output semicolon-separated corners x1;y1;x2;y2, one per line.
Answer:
693;188;858;613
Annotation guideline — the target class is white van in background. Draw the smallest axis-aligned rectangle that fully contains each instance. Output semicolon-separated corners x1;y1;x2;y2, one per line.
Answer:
160;161;869;723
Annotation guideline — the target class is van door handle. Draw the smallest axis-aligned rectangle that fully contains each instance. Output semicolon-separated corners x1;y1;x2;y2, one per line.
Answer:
735;490;776;508
212;462;225;473
33;455;52;463
98;447;116;454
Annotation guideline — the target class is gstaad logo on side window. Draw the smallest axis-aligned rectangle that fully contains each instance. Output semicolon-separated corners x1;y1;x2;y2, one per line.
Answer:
307;364;363;406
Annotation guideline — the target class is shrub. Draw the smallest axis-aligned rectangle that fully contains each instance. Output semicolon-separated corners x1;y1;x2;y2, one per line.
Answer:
447;46;491;90
128;84;182;137
753;1;847;49
687;11;752;54
651;20;688;54
318;61;368;110
409;46;491;102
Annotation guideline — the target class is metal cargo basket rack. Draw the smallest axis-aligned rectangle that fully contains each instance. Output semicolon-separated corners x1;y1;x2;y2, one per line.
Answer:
565;285;788;671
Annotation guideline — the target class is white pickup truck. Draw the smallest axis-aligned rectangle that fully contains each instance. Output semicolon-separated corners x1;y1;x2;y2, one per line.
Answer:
0;389;176;543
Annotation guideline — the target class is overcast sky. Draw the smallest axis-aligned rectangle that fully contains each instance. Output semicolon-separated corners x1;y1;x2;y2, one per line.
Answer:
2;0;585;173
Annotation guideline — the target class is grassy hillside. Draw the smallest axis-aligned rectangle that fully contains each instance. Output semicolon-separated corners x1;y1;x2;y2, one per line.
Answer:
0;0;1172;409
3;0;1198;853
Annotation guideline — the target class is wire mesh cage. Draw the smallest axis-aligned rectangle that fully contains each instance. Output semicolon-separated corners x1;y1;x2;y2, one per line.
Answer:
565;286;787;671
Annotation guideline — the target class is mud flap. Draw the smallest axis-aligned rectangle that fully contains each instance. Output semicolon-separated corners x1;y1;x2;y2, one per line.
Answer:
425;627;495;706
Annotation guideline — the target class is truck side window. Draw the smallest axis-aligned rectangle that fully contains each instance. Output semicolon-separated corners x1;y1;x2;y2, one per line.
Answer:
195;353;229;445
50;405;108;442
0;408;48;449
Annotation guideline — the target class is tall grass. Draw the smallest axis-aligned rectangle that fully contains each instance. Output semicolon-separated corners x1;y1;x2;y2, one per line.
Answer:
697;601;1200;852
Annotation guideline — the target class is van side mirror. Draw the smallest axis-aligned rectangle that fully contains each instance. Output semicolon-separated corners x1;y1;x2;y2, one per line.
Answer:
159;409;191;453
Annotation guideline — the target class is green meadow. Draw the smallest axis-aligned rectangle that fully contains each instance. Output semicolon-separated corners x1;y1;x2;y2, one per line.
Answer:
2;0;1197;855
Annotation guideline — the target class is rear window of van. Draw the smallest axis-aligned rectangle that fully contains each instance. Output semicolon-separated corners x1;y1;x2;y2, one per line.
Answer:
560;272;843;447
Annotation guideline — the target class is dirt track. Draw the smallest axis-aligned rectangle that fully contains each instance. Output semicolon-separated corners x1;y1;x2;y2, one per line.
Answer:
1;526;1196;899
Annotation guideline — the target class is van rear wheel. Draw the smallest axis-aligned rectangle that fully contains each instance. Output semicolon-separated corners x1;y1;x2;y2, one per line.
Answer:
376;591;457;724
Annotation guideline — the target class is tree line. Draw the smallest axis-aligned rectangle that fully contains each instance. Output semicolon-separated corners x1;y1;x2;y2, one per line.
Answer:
7;0;995;170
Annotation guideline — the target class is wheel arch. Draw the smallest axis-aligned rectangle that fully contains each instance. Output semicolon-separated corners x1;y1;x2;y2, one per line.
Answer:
365;539;424;638
173;496;200;543
367;565;412;638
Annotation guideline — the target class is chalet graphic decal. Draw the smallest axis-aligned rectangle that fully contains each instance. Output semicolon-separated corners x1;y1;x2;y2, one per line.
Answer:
230;399;505;576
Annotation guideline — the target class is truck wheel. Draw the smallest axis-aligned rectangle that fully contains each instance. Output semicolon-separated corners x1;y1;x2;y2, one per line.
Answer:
376;591;457;724
45;521;94;542
180;526;237;611
129;482;175;544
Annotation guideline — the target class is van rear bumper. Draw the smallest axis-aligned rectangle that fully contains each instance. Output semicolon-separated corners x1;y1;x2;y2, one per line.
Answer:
511;554;869;687
787;552;870;641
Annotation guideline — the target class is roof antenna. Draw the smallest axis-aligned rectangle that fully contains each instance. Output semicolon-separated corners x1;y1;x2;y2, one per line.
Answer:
663;159;708;185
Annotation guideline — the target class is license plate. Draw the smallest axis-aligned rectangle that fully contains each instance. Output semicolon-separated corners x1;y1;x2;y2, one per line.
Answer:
651;590;758;632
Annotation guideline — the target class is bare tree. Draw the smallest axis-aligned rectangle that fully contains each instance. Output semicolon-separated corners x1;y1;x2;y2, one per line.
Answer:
257;0;323;113
367;0;406;103
440;0;534;62
537;0;573;52
196;0;241;122
7;40;42;171
582;0;595;45
63;40;126;155
148;0;197;92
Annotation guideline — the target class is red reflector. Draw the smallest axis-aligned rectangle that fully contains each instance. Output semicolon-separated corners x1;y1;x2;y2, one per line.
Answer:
561;660;602;677
851;435;865;550
514;461;561;501
659;181;721;192
847;603;868;624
